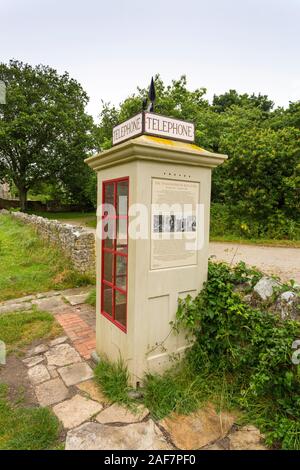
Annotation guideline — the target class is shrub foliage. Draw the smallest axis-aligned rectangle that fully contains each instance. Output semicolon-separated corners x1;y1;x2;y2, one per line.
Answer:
176;261;300;449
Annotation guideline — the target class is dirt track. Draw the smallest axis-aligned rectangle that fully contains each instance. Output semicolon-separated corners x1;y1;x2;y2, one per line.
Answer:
209;242;300;284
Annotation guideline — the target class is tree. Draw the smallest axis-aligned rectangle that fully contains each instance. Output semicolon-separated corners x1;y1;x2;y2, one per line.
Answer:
216;126;300;236
96;76;300;238
213;89;274;113
96;75;211;150
0;60;94;210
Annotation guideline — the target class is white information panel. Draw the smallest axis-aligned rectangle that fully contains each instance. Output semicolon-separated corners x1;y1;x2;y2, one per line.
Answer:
151;178;199;270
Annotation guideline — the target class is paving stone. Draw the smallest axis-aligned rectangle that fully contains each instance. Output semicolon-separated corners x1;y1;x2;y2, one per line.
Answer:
22;355;45;368
90;351;100;364
0;302;32;314
58;362;94;386
64;293;89;306
35;377;69;406
65;420;172;450
228;425;267;450
201;442;226;450
47;365;58;378
13;294;36;303
45;343;81;367
76;380;109;404
49;336;68;347
160;404;236;450
26;344;48;357
53;394;103;429
0;295;35;308
61;287;93;297
28;364;51;385
32;297;65;312
36;291;61;299
96;403;149;424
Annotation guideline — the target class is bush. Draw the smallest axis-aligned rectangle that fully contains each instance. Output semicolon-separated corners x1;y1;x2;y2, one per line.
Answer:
210;203;300;240
175;261;300;449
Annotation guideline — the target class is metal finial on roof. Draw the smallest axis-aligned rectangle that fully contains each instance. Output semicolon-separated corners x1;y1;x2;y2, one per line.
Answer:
148;77;156;111
142;77;156;112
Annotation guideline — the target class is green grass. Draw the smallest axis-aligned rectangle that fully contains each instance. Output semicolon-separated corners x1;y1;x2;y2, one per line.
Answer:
85;287;96;307
210;203;300;247
0;214;94;301
94;358;133;406
0;383;61;450
143;364;242;421
210;235;300;248
0;309;63;449
93;357;240;421
0;309;62;354
28;210;97;229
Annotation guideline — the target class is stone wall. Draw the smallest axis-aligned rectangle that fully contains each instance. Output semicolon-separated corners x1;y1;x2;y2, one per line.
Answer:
1;210;95;274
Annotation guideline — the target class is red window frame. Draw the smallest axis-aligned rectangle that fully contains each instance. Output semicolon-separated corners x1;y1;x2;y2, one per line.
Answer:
101;177;129;333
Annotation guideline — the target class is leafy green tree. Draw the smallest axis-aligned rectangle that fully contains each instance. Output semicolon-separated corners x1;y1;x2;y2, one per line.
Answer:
213;89;274;113
96;76;299;238
217;126;300;236
96;75;211;150
0;60;95;210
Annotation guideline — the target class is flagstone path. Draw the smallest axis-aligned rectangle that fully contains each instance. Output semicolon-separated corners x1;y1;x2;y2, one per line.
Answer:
0;286;267;450
0;286;96;360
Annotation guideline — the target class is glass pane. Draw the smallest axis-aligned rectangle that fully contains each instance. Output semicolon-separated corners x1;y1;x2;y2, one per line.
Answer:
102;285;113;316
116;218;127;253
117;180;128;216
103;251;113;283
103;218;115;249
104;183;114;207
115;290;127;328
115;256;127;290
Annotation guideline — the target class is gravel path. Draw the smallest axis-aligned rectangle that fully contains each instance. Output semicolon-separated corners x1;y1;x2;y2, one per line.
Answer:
209;242;300;283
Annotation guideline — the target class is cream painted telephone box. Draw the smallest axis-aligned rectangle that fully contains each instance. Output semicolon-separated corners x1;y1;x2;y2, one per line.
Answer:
86;132;227;387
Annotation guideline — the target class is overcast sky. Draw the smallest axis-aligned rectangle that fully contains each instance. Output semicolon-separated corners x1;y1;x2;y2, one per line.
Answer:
1;0;299;120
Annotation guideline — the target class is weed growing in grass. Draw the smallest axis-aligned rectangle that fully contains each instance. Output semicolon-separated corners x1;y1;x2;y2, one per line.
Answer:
0;383;61;450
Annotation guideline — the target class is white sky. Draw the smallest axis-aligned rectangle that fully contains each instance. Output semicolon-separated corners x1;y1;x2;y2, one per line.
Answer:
1;0;300;120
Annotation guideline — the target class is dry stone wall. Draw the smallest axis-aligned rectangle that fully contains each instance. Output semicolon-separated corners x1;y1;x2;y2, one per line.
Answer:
1;210;95;274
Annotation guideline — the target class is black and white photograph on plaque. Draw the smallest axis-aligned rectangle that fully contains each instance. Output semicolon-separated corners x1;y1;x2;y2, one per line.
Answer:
153;214;163;233
163;215;175;232
175;217;187;232
187;215;197;232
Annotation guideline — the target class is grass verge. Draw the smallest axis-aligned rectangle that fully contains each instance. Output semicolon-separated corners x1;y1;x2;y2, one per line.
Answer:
210;235;300;248
0;309;62;354
0;214;94;301
0;383;61;450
